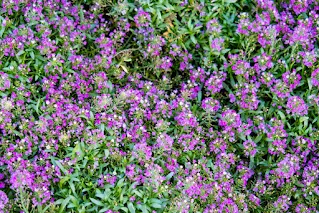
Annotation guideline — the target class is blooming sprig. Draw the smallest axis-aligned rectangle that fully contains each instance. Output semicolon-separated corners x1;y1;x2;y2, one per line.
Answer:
1;0;319;212
286;96;308;116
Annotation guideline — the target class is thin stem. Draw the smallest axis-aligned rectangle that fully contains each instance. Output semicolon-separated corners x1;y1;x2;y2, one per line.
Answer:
19;187;29;213
114;48;141;58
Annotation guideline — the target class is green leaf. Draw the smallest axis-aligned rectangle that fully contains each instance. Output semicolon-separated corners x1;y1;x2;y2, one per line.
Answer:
222;82;232;93
150;203;162;209
255;134;263;143
249;156;255;169
300;116;309;123
30;51;35;59
58;197;71;213
133;190;143;198
277;111;286;123
120;207;128;213
165;172;174;181
197;90;202;103
307;78;312;91
17;50;25;57
80;9;84;21
59;176;70;186
89;198;104;206
13;130;22;137
67;203;76;208
139;205;148;213
0;26;5;37
225;0;237;3
258;161;269;167
104;149;110;159
190;35;197;44
69;181;76;195
150;198;162;204
238;134;246;141
35;99;41;114
90;111;94;121
128;202;135;213
117;178;125;188
99;208;112;213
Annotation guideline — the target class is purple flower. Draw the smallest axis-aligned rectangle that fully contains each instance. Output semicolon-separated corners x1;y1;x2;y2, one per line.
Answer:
144;163;165;192
295;204;312;213
287;20;316;50
237;13;250;35
155;133;173;152
0;190;8;210
273;154;300;180
202;98;220;113
134;8;151;28
132;142;152;161
286;96;308;116
243;140;257;157
290;0;311;14
0;72;10;91
249;194;260;206
260;72;275;87
271;79;291;98
253;53;273;72
96;94;112;111
237;164;254;188
232;60;250;77
234;83;260;110
229;93;236;103
157;56;173;70
0;180;4;189
174;110;198;128
98;174;117;187
209;138;227;154
299;50;317;67
269;139;287;155
211;37;224;52
311;68;319;87
204;71;227;95
257;25;278;48
178;133;201;152
189;67;207;83
10;169;34;189
292;136;316;159
282;70;301;90
218;109;242;131
273;195;292;212
206;18;221;34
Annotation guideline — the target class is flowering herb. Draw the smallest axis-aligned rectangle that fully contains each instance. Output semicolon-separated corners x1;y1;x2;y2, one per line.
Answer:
0;0;319;212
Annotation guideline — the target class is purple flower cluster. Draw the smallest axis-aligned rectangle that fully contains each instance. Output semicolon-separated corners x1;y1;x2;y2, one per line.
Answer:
0;190;8;212
219;110;242;131
211;38;224;52
204;71;227;95
311;68;319;87
202;98;220;113
286;96;308;116
243;140;257;157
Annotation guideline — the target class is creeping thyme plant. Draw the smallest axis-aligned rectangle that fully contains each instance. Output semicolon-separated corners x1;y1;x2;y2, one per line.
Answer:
1;0;319;212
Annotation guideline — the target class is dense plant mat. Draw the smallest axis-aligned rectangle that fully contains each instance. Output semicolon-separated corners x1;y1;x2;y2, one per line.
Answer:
0;0;319;212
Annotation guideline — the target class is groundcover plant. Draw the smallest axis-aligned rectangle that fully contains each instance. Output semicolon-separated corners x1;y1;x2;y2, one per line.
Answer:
1;0;319;212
